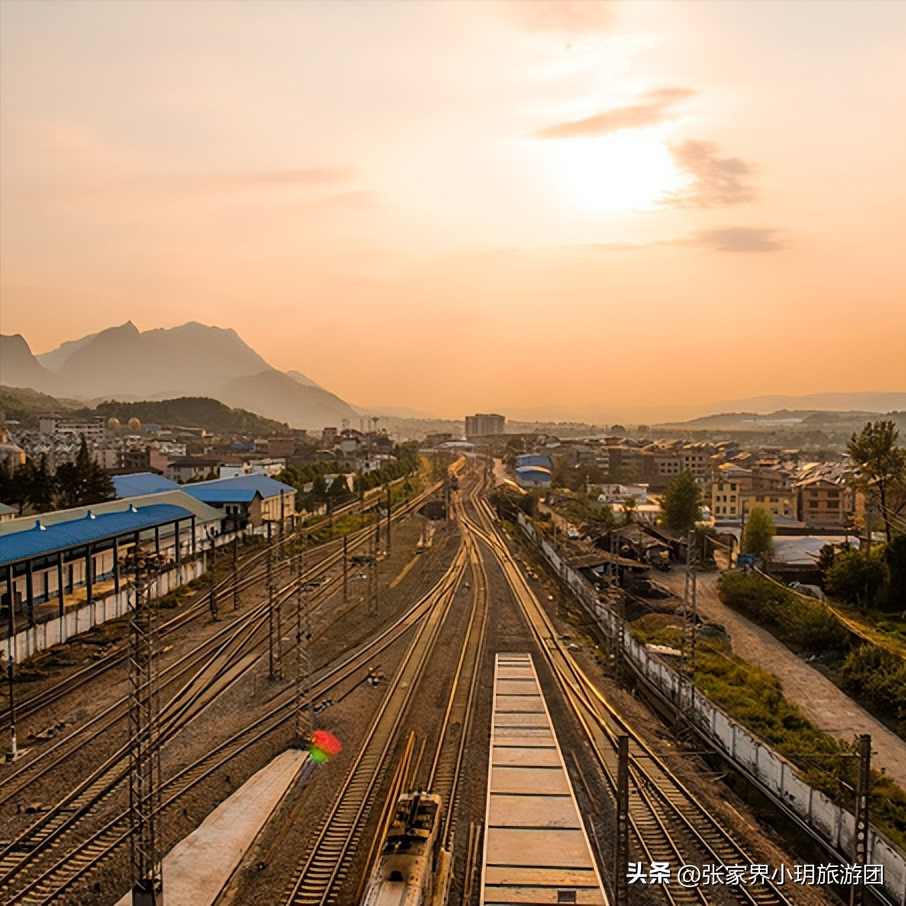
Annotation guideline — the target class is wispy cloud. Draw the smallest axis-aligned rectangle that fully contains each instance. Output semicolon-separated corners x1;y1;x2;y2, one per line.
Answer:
142;168;356;194
693;227;787;252
582;226;787;254
300;190;378;211
667;140;755;206
535;88;696;139
215;168;355;188
506;0;614;34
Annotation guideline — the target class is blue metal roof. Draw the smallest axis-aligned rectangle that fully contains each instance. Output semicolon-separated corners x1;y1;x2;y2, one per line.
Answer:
184;488;260;504
516;454;553;470
514;465;552;477
0;504;193;567
113;472;181;498
182;474;294;504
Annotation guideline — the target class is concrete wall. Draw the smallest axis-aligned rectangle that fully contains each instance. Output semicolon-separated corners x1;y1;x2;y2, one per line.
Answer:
516;513;906;906
5;559;205;664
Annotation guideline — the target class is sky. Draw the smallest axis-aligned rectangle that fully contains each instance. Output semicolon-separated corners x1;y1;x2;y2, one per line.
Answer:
1;0;905;420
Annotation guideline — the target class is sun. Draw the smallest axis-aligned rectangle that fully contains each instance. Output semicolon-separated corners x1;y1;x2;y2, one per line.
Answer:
547;131;684;214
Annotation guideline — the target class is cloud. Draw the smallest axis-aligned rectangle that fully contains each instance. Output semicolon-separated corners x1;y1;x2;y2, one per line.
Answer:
148;168;355;193
535;88;696;138
506;0;614;33
300;190;378;211
581;226;788;254
216;168;355;188
692;227;787;253
667;140;755;206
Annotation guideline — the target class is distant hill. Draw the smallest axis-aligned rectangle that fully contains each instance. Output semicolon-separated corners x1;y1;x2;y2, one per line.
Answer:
661;407;906;432
14;322;357;429
0;385;82;425
0;334;63;396
90;397;288;436
702;392;906;416
218;370;354;428
35;332;100;372
0;388;289;435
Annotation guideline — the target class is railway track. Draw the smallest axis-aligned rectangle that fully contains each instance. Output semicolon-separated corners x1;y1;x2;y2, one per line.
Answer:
464;494;799;906
426;479;490;852
0;528;458;905
0;473;439;737
0;478;441;808
0;478;452;904
280;537;469;905
282;466;480;906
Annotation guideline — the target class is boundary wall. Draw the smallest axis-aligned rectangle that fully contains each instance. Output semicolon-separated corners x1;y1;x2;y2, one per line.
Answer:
5;559;206;664
515;512;906;906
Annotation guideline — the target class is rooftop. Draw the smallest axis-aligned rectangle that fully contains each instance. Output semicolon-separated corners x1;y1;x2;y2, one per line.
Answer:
0;504;194;567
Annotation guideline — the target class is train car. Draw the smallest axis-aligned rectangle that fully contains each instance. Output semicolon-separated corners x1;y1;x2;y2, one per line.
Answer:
361;790;442;906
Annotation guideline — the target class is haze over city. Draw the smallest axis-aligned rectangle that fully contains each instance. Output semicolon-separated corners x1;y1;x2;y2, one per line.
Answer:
2;0;905;420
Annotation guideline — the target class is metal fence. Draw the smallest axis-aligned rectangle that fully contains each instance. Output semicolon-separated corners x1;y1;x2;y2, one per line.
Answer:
516;512;906;906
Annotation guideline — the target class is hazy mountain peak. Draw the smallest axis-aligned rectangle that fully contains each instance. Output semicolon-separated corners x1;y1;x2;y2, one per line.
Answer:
8;321;356;429
287;369;326;391
0;333;62;395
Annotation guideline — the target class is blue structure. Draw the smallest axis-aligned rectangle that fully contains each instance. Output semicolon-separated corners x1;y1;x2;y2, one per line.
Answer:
112;472;180;498
514;466;552;488
515;454;553;470
1;503;196;631
183;474;296;527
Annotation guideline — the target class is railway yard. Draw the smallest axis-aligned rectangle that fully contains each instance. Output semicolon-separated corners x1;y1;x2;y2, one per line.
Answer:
0;462;856;906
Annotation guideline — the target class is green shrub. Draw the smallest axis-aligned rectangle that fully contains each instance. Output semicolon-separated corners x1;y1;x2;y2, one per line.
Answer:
840;645;906;722
718;571;848;653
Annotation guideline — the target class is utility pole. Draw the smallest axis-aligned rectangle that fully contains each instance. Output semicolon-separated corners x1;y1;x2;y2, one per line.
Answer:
850;734;871;906
267;521;276;680
276;519;286;677
128;553;164;906
208;532;218;621
5;653;17;762
294;534;312;746
342;534;348;603
613;735;629;906
368;512;378;616
386;486;392;557
678;530;698;733
232;534;239;611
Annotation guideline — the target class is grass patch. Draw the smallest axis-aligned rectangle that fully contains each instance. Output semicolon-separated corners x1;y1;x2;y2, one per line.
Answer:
718;571;849;653
632;616;906;851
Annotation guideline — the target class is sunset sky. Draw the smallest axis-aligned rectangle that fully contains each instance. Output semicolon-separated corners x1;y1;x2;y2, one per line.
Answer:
2;0;904;420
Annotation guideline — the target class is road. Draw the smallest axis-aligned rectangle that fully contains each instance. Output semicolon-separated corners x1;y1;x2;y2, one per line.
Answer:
660;568;906;790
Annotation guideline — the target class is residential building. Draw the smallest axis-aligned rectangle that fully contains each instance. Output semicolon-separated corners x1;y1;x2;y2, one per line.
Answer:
465;413;505;439
794;476;854;529
267;437;296;458
168;457;222;483
739;488;794;520
710;465;754;521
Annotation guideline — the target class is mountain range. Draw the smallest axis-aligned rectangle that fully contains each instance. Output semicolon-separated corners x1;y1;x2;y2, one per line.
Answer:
2;322;903;430
0;322;356;430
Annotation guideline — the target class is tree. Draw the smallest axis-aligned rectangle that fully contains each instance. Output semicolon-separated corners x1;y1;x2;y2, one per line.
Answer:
881;535;906;609
621;495;637;524
661;471;702;531
328;473;350;504
847;420;906;544
743;507;775;560
0;459;29;515
825;548;886;609
28;455;55;512
54;436;115;508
